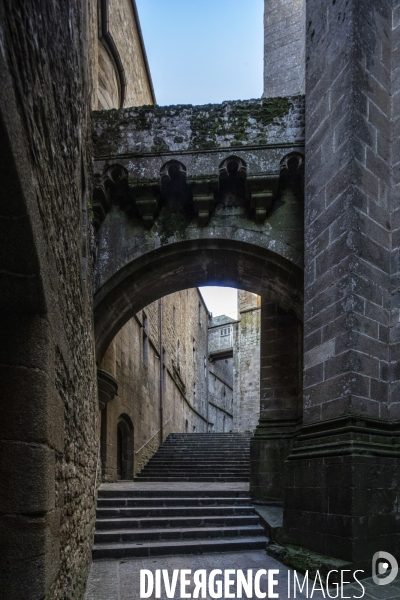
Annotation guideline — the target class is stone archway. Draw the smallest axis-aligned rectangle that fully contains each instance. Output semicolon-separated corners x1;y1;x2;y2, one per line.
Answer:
93;237;303;502
92;97;305;504
94;238;303;362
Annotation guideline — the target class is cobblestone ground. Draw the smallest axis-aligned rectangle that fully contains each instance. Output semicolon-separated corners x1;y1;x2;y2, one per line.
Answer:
84;549;400;600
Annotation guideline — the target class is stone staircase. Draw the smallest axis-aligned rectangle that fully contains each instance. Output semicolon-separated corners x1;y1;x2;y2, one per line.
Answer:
93;488;267;559
92;433;268;559
134;433;250;482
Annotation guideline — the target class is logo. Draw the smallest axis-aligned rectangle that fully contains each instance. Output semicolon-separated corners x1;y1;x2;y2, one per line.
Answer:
372;552;398;586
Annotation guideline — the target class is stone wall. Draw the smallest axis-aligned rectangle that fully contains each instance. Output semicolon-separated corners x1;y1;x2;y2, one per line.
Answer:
263;0;306;97
233;292;261;433
108;0;154;107
0;1;99;598
283;0;400;569
208;358;234;432
98;43;120;110
251;301;302;502
95;0;154;110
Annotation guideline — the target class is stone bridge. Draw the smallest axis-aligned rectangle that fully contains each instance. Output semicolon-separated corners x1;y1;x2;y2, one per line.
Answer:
92;96;305;360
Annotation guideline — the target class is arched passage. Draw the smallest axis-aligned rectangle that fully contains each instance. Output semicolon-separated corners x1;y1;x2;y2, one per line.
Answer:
94;237;303;502
94;238;303;363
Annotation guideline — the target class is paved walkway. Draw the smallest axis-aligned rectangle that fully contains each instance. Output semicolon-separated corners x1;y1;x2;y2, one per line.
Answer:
84;549;400;600
87;483;400;599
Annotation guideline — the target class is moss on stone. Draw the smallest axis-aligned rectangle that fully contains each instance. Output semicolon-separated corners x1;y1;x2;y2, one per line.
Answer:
156;206;189;245
188;97;291;150
93;96;294;155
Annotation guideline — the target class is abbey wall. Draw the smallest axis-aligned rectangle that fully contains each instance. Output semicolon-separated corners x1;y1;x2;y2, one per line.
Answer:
0;0;155;597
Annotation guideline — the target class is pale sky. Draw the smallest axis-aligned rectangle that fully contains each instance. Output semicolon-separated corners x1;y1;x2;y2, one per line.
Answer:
136;1;262;317
135;0;264;106
199;287;238;320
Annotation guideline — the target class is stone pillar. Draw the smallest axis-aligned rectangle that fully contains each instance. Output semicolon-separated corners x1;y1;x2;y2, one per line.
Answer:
282;0;400;570
263;0;305;97
250;302;302;502
233;291;261;433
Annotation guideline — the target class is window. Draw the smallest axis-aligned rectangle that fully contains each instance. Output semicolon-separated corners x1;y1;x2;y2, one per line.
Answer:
220;327;232;337
173;305;176;328
198;302;202;328
193;338;196;361
142;313;148;365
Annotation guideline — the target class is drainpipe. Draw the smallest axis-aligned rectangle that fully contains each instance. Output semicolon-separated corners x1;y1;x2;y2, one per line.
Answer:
159;298;164;445
206;312;210;432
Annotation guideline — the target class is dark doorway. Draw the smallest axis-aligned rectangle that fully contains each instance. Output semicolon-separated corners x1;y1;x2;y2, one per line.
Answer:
116;415;134;480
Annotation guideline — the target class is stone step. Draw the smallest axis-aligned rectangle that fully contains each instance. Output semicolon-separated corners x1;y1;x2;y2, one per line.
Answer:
137;473;249;478
92;433;256;560
147;455;249;459
141;467;249;472
95;514;260;530
94;524;264;544
163;442;249;446
167;434;250;438
92;536;267;559
146;457;249;468
96;505;256;519
161;449;249;452
97;489;249;499
150;453;249;458
97;497;251;508
157;446;250;457
133;476;249;482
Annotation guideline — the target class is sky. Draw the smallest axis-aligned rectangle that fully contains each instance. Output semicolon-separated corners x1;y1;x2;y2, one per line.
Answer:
135;0;264;317
135;0;264;106
198;286;238;320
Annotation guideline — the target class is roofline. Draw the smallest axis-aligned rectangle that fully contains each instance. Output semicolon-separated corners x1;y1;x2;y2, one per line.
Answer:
131;0;156;105
196;288;212;318
208;319;240;330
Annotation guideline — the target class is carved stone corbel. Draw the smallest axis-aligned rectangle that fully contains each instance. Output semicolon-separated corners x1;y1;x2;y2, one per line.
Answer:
247;175;279;223
191;180;215;225
132;184;159;228
92;164;128;230
92;175;110;231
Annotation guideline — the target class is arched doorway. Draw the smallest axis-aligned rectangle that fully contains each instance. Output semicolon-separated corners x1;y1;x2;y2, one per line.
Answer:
116;414;134;480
